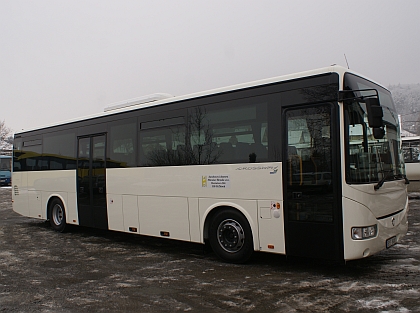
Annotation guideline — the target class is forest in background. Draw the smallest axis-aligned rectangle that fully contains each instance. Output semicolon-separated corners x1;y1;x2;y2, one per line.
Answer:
388;84;420;135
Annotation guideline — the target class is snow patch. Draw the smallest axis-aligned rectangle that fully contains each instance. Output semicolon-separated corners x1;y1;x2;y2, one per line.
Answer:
356;299;398;309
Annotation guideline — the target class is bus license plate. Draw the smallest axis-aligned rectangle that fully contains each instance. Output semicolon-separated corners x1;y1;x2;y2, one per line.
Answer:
386;236;397;249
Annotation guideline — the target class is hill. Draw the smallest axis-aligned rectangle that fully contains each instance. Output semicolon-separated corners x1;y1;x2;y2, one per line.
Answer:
388;84;420;135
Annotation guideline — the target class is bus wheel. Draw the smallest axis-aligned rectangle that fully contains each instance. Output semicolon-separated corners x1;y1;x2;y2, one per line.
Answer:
209;209;253;263
49;198;67;232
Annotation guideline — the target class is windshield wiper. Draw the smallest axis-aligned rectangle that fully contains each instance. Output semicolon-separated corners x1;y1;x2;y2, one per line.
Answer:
374;170;394;190
374;170;409;190
397;173;410;185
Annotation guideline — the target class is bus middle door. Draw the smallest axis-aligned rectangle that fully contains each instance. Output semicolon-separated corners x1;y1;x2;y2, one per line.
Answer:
77;134;108;229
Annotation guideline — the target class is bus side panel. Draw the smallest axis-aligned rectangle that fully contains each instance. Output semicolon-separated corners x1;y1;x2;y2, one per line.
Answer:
12;171;29;217
139;196;190;241
342;197;408;260
123;195;140;234
107;194;124;231
27;170;76;222
106;164;282;204
258;199;285;254
28;189;42;219
188;197;201;243
106;163;282;245
67;191;78;225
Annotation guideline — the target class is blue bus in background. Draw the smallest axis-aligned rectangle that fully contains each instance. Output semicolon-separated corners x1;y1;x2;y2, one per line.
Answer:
0;155;11;186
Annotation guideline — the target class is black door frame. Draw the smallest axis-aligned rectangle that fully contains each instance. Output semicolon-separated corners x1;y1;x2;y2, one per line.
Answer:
77;133;108;229
282;102;343;260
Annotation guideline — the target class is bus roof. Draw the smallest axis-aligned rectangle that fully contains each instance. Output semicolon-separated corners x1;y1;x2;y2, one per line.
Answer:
16;65;383;135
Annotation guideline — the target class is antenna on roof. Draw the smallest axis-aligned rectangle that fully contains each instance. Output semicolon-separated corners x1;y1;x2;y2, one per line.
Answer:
344;54;350;69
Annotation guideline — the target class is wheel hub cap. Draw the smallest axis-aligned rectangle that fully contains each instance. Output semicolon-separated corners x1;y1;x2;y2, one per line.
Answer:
52;204;63;225
217;219;245;253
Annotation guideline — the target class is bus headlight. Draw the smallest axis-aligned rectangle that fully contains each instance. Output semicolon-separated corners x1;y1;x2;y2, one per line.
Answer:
351;225;377;240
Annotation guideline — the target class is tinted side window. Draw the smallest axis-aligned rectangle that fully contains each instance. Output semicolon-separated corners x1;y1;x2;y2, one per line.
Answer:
13;138;23;172
109;120;137;167
138;99;270;167
189;101;268;164
14;137;43;171
139;118;186;167
43;132;76;170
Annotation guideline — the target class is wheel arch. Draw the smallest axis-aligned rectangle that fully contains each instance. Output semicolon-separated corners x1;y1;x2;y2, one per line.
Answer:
46;194;67;221
202;202;258;251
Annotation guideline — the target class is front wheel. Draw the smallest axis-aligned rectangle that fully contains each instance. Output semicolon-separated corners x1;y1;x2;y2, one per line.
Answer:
49;198;67;232
209;209;253;263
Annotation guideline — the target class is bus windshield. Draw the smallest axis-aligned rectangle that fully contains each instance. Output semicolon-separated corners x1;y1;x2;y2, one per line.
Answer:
344;73;405;184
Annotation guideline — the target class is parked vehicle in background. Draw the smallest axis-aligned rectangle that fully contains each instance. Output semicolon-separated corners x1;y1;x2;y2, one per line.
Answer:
402;136;420;181
0;155;11;186
0;170;11;186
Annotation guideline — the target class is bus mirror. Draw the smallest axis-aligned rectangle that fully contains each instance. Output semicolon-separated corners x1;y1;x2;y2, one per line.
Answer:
373;127;385;139
365;98;383;128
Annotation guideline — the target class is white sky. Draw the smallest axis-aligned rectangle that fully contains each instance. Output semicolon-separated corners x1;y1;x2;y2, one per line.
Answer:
1;0;419;132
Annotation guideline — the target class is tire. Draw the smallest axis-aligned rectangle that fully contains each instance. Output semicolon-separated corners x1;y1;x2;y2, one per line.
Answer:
48;198;67;232
209;209;253;263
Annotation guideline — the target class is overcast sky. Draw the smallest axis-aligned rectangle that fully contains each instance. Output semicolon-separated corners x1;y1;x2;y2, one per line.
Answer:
1;0;419;133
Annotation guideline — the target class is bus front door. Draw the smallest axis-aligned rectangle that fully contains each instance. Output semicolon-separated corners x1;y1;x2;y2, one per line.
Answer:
77;135;108;229
283;104;343;260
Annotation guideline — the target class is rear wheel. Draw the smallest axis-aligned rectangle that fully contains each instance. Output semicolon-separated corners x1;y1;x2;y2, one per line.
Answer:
49;198;67;232
209;209;253;263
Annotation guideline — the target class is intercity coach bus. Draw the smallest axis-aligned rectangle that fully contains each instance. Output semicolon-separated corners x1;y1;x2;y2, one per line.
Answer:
12;65;409;263
402;136;420;182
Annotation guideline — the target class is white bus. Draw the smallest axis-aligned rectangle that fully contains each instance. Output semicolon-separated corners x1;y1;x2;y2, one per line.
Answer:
12;65;409;263
402;136;420;181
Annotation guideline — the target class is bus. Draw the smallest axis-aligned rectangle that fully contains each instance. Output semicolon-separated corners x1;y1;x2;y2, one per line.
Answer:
12;65;409;263
402;136;420;182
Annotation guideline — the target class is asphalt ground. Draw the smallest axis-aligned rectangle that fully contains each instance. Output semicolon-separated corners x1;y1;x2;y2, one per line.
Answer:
1;186;420;313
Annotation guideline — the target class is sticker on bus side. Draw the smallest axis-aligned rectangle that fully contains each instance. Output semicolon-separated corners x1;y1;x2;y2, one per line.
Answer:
202;175;230;188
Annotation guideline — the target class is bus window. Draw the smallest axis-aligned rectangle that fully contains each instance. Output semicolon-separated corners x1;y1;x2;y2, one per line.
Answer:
139;125;186;166
109;120;137;167
43;131;76;170
189;102;268;164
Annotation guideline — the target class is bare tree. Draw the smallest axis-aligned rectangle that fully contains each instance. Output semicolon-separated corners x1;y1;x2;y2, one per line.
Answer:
187;106;221;165
0;120;13;151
